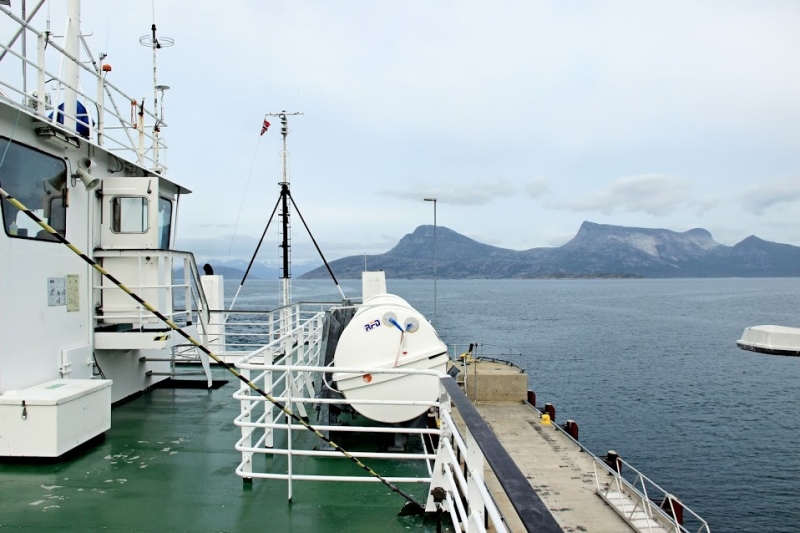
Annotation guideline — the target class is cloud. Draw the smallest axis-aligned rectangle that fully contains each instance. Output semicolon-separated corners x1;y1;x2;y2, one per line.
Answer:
563;174;692;216
692;196;722;215
526;176;549;198
380;178;516;206
739;176;800;215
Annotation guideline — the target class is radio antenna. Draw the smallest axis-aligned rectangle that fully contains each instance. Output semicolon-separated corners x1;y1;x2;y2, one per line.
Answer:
139;0;173;173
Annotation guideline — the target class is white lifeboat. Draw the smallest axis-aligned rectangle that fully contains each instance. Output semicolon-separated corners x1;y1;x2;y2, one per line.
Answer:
332;294;447;423
737;325;800;356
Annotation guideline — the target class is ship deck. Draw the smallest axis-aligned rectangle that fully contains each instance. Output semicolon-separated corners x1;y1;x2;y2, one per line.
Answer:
1;360;680;533
475;401;635;532
459;360;672;533
0;369;443;533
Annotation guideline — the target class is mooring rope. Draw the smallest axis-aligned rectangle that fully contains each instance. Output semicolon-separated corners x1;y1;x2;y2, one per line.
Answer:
0;185;425;513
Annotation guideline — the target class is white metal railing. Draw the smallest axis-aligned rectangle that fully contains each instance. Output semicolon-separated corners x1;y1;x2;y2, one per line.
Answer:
230;305;517;532
449;342;526;402
518;397;710;533
522;395;709;533
227;304;707;532
92;249;209;334
431;407;511;533
202;302;334;355
0;3;167;172
594;455;711;533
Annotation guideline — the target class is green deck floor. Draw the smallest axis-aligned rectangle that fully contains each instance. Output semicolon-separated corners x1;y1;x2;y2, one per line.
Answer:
0;370;448;532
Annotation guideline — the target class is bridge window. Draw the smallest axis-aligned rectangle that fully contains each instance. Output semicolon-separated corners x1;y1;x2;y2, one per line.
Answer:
111;197;149;233
0;137;68;242
157;196;172;249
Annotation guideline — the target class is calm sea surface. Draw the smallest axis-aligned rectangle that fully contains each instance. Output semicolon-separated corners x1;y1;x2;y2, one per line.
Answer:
227;277;800;533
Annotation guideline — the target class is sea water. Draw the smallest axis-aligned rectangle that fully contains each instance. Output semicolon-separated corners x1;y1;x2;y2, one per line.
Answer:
226;277;800;533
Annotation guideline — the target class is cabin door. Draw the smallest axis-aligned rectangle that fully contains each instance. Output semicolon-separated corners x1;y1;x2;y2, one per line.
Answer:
100;177;158;249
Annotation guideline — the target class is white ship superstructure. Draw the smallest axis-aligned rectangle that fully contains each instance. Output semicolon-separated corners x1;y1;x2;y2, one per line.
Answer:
0;0;214;454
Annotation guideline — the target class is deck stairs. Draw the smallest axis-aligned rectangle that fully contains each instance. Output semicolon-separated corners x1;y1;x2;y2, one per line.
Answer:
142;341;212;385
599;487;671;532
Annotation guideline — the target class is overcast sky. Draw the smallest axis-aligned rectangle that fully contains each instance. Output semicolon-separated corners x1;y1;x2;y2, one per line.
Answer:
12;1;800;264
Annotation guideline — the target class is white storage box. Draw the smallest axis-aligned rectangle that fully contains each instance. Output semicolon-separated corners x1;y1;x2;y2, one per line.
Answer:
0;379;112;457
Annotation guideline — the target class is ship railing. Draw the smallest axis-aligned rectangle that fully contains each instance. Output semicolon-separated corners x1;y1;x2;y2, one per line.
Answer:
449;342;526;401
0;4;167;172
194;302;335;355
232;317;562;532
92;250;210;337
231;363;522;533
592;455;710;533
434;377;563;533
517;397;710;533
233;363;440;476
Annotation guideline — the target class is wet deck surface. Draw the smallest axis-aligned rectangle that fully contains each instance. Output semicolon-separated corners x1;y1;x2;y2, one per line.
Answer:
0;369;442;533
475;401;635;533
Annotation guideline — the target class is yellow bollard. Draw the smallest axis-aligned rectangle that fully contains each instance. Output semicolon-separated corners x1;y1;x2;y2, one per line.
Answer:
541;413;551;425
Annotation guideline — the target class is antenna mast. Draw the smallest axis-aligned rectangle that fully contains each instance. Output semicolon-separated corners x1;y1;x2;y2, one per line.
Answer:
139;1;173;173
264;111;303;308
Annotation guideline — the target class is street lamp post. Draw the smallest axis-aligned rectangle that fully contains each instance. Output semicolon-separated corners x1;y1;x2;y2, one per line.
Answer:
424;197;437;327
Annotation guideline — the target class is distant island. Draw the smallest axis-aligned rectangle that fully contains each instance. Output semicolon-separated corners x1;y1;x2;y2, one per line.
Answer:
299;221;800;279
176;259;319;282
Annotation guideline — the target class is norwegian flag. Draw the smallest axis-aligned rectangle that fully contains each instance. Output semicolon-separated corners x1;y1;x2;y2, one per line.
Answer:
260;119;271;136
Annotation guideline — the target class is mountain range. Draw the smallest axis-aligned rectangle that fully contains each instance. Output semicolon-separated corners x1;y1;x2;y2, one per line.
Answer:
299;222;800;279
176;259;319;282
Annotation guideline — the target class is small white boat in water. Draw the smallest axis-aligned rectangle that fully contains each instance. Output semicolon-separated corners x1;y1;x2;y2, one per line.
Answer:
737;325;800;356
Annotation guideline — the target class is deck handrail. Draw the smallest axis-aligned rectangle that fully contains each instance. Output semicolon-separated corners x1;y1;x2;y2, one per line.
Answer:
523;399;710;533
439;377;563;533
230;304;564;532
92;249;210;333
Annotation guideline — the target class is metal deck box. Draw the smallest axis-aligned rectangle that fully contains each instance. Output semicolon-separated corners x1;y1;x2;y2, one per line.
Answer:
0;379;112;457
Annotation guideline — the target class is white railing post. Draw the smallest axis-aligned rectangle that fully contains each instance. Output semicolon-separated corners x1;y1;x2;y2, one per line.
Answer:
240;367;252;480
465;427;486;529
96;54;105;146
284;315;307;419
62;0;80;133
286;359;293;502
36;32;45;114
264;359;273;448
183;256;191;325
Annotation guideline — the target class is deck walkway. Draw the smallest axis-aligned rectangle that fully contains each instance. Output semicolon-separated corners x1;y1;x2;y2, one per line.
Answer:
474;401;636;532
454;360;648;532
